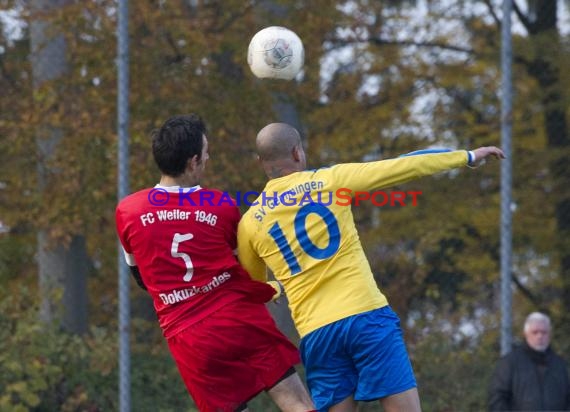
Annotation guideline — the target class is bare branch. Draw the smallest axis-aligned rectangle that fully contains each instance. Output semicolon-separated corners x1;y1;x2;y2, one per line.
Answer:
512;271;542;308
211;1;259;34
328;37;474;55
0;59;19;92
513;0;533;32
373;38;473;54
482;0;502;28
163;31;184;65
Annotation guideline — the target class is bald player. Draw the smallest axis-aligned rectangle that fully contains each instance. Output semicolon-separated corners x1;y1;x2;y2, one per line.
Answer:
237;122;505;412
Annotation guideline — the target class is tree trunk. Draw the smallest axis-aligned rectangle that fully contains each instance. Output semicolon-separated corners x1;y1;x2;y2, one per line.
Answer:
30;0;88;334
519;0;570;328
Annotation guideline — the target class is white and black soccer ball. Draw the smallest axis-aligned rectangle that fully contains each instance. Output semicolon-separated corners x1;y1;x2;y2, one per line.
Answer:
247;26;304;80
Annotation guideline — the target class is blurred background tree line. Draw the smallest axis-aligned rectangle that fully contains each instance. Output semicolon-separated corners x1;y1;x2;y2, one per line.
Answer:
0;0;568;410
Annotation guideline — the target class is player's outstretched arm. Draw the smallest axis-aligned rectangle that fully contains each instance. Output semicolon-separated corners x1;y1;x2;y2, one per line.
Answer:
331;148;498;193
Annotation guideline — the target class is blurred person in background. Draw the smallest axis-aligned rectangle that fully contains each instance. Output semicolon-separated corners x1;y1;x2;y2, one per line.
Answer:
488;312;570;411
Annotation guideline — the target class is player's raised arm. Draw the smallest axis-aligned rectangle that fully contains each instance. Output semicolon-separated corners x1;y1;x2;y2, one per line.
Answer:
328;146;504;193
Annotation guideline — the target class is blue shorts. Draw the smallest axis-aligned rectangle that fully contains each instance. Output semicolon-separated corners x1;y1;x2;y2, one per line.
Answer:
299;306;417;410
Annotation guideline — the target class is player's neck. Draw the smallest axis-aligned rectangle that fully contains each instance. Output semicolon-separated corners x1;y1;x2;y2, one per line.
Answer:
159;174;199;188
263;160;302;179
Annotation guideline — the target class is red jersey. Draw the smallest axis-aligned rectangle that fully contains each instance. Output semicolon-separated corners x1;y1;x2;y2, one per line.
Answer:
115;185;275;338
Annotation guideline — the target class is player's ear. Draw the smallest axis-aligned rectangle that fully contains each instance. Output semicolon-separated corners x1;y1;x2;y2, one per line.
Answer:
292;145;301;161
187;155;199;171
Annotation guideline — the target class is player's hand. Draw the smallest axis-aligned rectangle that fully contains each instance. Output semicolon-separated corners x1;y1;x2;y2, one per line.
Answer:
267;280;285;302
472;146;506;162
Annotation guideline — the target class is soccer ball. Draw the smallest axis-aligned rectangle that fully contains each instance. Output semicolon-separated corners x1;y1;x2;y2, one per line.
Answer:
247;26;304;80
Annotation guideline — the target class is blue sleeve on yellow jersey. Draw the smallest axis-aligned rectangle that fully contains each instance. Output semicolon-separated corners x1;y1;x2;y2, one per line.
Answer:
399;148;453;157
401;148;475;164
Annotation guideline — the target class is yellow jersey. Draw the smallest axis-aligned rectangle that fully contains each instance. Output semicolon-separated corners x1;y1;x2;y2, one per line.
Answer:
237;150;469;337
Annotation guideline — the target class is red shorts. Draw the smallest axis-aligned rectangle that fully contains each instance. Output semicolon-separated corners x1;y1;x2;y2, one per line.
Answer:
167;300;301;412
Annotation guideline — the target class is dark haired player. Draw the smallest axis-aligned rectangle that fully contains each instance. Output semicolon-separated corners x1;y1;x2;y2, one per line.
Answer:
115;115;314;412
